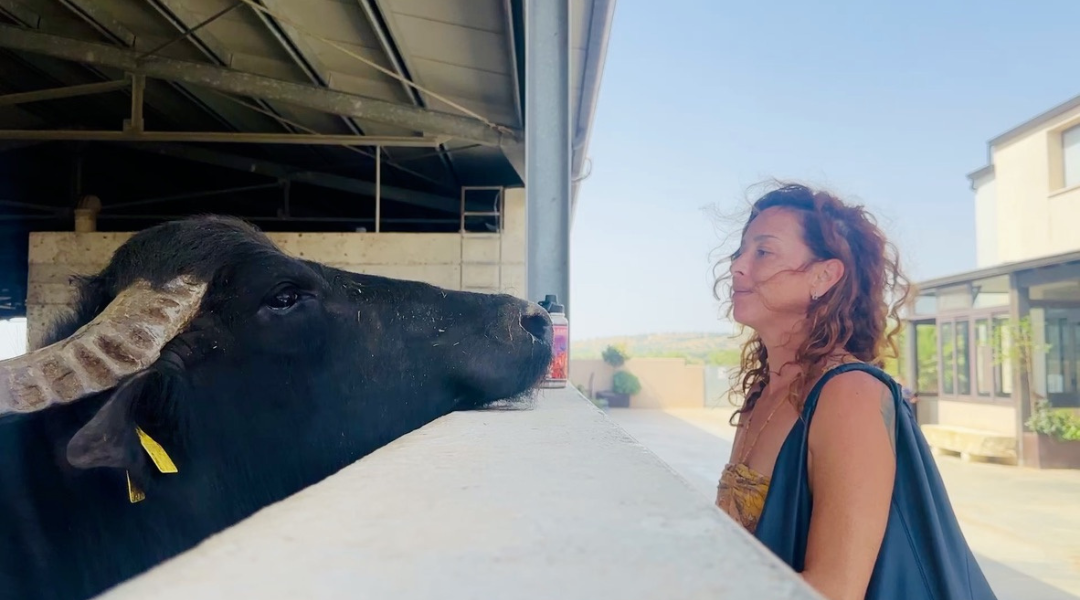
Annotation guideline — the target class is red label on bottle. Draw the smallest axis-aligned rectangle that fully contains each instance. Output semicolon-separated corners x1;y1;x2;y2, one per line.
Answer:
548;323;568;381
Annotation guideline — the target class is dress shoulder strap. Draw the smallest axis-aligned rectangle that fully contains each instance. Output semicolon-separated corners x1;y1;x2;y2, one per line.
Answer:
799;361;901;423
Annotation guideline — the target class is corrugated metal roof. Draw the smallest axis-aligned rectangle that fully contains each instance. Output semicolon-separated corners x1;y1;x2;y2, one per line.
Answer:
0;0;611;205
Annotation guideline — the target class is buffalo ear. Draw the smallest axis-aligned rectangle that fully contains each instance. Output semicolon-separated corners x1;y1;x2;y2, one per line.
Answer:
66;370;157;471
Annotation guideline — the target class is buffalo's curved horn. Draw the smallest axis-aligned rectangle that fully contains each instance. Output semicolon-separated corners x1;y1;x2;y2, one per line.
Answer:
0;276;207;416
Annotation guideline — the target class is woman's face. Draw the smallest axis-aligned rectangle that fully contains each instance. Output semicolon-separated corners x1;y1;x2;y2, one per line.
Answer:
729;207;823;332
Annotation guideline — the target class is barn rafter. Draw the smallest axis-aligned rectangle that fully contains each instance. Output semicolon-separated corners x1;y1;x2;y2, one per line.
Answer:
0;0;614;318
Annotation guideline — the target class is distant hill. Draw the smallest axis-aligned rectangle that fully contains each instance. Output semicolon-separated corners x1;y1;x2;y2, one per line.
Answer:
571;331;749;366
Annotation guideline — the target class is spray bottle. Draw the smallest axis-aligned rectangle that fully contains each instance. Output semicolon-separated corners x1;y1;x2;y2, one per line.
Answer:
538;294;568;389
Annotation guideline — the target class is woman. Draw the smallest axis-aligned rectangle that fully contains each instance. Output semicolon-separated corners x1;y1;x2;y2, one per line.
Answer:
713;183;996;600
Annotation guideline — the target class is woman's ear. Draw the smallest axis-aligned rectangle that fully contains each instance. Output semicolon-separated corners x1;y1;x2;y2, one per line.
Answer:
811;258;845;297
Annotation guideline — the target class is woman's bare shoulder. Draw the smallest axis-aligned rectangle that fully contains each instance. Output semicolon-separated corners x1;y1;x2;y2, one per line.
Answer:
813;367;897;451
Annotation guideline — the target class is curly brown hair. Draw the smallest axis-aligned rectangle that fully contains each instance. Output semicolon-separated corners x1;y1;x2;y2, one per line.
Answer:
713;183;913;421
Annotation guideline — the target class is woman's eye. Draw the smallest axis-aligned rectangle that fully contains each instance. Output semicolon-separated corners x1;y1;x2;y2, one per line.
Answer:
756;249;770;257
267;289;299;311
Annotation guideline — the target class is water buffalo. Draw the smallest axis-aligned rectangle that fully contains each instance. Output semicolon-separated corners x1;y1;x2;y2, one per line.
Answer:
0;215;553;600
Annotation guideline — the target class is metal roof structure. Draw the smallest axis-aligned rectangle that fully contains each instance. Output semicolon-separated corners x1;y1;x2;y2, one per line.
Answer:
0;0;615;315
0;0;612;215
915;248;1080;293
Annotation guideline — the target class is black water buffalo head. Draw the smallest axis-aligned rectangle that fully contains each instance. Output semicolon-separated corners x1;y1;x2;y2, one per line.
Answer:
0;216;552;518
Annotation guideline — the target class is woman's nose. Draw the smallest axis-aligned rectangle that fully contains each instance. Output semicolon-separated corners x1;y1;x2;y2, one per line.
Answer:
730;254;747;276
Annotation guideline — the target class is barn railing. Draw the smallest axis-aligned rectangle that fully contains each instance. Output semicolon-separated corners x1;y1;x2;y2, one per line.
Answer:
91;387;822;600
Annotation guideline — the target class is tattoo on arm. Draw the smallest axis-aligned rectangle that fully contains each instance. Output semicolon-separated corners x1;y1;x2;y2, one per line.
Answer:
880;385;896;453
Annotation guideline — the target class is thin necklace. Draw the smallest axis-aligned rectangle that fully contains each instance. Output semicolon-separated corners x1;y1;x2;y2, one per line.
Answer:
736;389;787;465
735;355;850;466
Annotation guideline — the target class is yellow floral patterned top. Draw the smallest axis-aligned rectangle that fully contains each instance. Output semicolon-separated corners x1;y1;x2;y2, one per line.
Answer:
715;462;771;534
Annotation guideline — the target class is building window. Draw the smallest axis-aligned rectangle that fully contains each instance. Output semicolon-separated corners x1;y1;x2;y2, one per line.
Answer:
956;320;971;395
1065;125;1080;189
975;319;991;396
1046;317;1066;394
1075;323;1080;398
993;316;1013;397
915;322;939;394
942;322;955;394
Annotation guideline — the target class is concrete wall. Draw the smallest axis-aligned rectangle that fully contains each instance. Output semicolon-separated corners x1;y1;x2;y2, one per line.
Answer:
980;103;1080;265
916;397;1017;436
25;188;527;350
973;170;999;269
571;357;705;409
92;387;823;600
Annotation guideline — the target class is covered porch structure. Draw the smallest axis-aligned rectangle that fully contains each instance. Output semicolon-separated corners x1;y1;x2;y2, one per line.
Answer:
905;249;1080;465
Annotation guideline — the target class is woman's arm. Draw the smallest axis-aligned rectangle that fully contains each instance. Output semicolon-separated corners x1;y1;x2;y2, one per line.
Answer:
800;371;897;600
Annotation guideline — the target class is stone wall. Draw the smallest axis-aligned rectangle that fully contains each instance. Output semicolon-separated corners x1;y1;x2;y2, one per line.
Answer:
570;357;706;409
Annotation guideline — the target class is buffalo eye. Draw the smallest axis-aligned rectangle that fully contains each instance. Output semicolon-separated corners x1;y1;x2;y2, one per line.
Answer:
266;289;299;311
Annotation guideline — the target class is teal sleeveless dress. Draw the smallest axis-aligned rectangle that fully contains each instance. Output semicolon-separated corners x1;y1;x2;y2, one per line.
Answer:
753;362;999;600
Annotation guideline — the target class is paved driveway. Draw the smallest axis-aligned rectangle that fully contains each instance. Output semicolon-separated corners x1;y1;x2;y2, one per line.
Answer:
605;407;1080;600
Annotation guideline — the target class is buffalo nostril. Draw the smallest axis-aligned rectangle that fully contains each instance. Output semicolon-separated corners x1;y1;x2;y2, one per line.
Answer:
520;312;552;341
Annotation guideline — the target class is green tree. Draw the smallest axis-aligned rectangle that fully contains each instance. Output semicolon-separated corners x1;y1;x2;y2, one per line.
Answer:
602;344;627;368
991;315;1049;428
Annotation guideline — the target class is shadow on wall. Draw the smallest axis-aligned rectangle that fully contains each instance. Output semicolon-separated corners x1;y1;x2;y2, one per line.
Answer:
0;317;26;359
571;358;707;409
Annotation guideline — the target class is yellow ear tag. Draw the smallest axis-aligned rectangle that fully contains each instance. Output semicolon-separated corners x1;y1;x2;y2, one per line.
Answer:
135;426;178;474
127;472;146;504
126;426;178;504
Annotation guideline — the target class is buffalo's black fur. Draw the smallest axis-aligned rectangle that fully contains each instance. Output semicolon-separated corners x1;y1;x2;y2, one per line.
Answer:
0;216;552;600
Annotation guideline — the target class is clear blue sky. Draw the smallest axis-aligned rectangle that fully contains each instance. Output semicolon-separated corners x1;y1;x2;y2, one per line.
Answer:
569;0;1080;341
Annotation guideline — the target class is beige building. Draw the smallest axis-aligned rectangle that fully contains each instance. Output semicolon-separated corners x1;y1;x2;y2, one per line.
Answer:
906;92;1080;467
972;98;1080;266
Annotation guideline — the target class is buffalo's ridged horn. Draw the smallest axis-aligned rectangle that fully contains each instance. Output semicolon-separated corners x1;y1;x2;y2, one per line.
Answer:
0;276;207;417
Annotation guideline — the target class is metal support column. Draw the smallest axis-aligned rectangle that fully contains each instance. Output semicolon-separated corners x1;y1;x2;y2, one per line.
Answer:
902;319;917;387
375;145;381;233
126;73;144;132
902;318;919;422
524;0;571;314
1009;273;1033;465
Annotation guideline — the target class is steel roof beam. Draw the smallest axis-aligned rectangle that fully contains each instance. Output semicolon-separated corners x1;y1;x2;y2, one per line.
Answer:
248;0;360;134
0;78;129;106
245;0;394;181
0;129;447;146
52;0;243;132
0;3;201;132
142;0;236;66
142;0;298;136
0;0;39;28
126;142;458;214
502;0;524;128
0;24;521;149
246;1;466;193
56;0;136;47
359;0;461;186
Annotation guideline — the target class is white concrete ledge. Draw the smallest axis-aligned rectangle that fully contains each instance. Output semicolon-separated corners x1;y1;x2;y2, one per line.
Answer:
94;388;821;600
